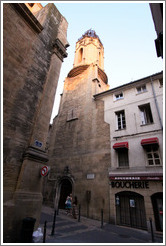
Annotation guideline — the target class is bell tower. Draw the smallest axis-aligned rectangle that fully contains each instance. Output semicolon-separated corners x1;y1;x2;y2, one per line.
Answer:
73;29;104;69
47;29;111;222
65;29;109;95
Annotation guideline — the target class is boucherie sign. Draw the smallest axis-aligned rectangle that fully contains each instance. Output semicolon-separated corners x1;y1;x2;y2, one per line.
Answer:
110;180;149;189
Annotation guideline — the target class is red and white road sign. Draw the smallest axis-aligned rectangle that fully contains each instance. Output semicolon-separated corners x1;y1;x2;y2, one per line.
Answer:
41;166;50;177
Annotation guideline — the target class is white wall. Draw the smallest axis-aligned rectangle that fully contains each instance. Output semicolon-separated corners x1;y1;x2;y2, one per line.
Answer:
102;77;163;173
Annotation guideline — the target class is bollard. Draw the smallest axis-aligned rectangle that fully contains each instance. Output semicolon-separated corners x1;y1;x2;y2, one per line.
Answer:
149;217;155;242
78;204;81;222
101;209;104;228
43;221;47;243
51;209;57;236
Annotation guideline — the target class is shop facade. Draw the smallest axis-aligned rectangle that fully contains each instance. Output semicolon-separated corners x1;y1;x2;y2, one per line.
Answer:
109;174;163;231
94;71;163;232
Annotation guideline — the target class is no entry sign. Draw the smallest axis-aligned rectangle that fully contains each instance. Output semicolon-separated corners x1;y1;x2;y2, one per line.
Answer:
41;166;50;177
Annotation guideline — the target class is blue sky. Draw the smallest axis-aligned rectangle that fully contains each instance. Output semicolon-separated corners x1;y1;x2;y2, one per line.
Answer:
41;2;163;122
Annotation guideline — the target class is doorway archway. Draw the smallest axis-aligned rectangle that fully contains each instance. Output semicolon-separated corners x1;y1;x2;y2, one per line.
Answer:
58;179;72;209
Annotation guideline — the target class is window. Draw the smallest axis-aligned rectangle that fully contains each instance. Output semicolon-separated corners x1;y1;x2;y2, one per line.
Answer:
78;48;83;63
99;52;102;67
145;146;161;166
115;110;126;130
67;108;78;121
136;85;147;94
115;92;123;100
138;103;153;125
118;149;129;167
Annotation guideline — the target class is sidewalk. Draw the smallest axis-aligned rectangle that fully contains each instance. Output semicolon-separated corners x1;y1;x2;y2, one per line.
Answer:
37;205;163;244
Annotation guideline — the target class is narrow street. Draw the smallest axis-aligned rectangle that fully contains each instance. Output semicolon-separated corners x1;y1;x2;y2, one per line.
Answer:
37;206;163;244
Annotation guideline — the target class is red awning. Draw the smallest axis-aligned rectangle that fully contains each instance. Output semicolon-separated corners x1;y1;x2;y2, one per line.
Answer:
113;142;129;150
141;137;159;146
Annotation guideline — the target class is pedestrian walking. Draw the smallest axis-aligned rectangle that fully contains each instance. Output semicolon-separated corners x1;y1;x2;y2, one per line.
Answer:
65;193;72;215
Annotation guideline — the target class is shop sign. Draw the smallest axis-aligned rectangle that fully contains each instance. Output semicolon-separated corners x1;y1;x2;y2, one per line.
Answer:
110;181;149;189
109;176;162;181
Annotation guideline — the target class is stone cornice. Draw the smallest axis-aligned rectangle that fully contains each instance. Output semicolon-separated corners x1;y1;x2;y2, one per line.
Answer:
53;38;68;62
23;146;49;163
98;67;108;84
10;3;43;33
67;65;89;78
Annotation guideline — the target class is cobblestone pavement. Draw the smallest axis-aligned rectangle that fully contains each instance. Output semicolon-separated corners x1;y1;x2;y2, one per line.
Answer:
37;206;163;244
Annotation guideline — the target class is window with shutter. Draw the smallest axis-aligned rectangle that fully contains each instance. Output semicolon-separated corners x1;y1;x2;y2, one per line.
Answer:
138;103;153;125
118;149;129;167
115;110;126;130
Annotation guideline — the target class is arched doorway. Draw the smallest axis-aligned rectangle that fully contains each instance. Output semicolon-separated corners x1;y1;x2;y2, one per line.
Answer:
115;191;147;230
58;179;72;209
151;192;163;231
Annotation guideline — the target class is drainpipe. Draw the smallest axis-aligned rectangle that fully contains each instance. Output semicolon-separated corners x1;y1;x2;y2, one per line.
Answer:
150;76;163;130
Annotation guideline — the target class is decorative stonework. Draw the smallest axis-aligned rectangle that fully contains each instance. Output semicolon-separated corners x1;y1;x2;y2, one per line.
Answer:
53;38;68;62
78;29;103;45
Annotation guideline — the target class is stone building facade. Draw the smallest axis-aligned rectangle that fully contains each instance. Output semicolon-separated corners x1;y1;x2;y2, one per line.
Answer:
3;3;68;242
94;71;163;232
45;30;111;221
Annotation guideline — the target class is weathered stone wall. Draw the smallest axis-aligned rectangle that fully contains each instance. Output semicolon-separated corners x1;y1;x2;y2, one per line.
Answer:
3;3;68;242
47;64;111;221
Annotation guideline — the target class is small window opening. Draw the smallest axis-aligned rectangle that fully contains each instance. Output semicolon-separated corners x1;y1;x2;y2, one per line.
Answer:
136;85;147;94
78;48;83;63
115;92;123;100
99;52;102;67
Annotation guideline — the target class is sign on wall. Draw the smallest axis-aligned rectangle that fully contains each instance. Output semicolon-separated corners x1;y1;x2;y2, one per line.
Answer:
35;140;43;148
109;175;162;181
87;174;95;180
110;181;149;189
41;166;50;177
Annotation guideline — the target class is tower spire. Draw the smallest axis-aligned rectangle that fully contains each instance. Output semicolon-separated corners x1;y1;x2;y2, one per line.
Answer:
78;29;103;45
73;29;104;70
